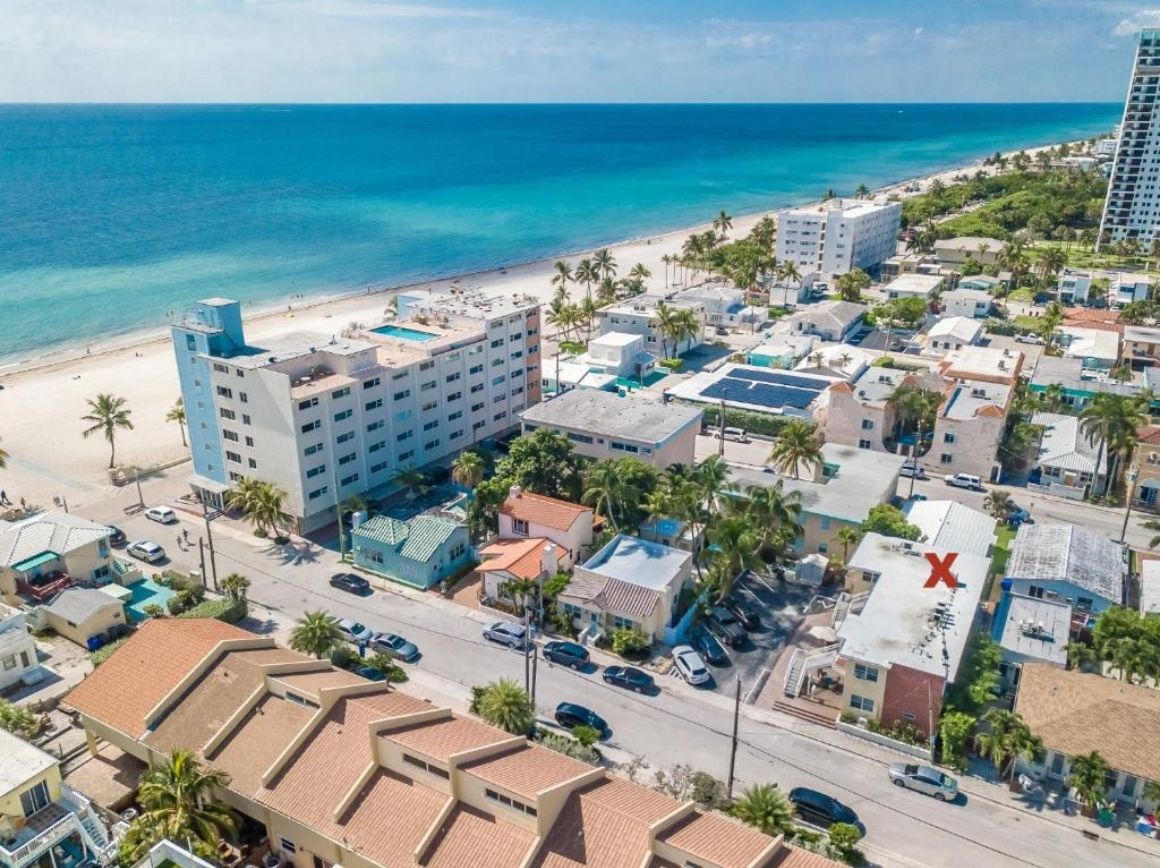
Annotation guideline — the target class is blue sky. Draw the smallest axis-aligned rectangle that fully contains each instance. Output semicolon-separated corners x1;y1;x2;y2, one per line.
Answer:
4;0;1160;102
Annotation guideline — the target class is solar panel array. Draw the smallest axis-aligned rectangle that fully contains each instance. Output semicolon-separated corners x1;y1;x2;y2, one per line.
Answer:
700;368;829;411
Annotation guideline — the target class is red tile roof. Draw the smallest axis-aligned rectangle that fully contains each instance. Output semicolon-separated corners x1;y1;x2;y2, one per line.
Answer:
500;490;591;532
420;804;536;867
65;618;249;737
461;744;594;800
478;537;553;581
657;810;777;868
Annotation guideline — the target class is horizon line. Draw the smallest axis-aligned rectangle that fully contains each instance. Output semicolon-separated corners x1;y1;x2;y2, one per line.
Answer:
0;99;1123;108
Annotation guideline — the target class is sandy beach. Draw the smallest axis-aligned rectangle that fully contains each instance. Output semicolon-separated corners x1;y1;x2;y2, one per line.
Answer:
0;142;1064;509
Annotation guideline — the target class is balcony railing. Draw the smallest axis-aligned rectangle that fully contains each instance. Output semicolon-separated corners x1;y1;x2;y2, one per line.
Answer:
0;811;77;867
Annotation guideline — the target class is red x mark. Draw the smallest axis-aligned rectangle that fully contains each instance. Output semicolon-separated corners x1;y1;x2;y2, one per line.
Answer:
923;552;959;588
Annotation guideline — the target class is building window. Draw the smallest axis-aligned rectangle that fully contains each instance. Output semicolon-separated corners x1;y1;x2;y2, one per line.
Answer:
421;381;437;393
225;451;241;463
245;436;254;447
849;694;875;713
470;383;484;394
419;360;435;372
371;460;389;473
304;443;322;456
425;439;440;450
331;386;350;399
493;412;506;422
819;516;831;530
422;401;438;412
940;454;953;465
363;377;380;389
399;450;415;462
365;399;383;411
484;788;537;817
216;386;233;399
861;419;874;430
369;440;385;453
448;411;463;422
513;518;529;536
220;408;237;421
402;753;450;779
242;414;251;426
247;458;257;469
470;364;484;375
338;452;357;465
447;391;462;402
449;429;464;441
853;663;879;682
300;420;318;433
471;402;485;412
423;420;439;432
280;840;296;855
307;464;326;478
298;397;318;410
334;409;353;422
610;441;639;453
222;429;239;442
393;389;412;401
367;420;384;433
944;432;957;443
567;432;593;444
337;431;355;444
446;372;461;383
340;473;359;486
610;615;636;630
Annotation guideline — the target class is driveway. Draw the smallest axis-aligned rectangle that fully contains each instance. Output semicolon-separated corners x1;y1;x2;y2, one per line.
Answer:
697;572;815;698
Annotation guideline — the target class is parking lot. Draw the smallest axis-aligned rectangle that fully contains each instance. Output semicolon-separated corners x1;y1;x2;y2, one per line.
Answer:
685;571;816;697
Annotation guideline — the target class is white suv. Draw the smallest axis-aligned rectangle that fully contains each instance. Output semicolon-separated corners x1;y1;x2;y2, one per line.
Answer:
483;622;527;649
672;645;710;685
145;506;178;524
944;473;984;491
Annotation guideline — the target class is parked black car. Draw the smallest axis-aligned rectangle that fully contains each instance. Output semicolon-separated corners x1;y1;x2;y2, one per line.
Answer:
706;606;747;647
554;702;608;736
726;599;760;631
106;526;127;547
602;665;655;693
788;787;860;828
329;573;372;595
694;631;730;666
542;640;590;669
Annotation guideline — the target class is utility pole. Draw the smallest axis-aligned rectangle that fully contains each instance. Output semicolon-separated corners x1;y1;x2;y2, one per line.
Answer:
718;391;728;457
201;498;219;592
530;581;543;704
1121;468;1140;543
134;469;145;509
726;674;741;800
198;538;208;589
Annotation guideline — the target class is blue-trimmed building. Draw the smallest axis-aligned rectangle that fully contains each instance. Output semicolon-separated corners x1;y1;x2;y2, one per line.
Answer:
350;515;472;589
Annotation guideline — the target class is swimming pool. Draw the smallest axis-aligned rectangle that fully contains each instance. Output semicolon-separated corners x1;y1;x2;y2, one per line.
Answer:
125;578;177;621
371;324;439;342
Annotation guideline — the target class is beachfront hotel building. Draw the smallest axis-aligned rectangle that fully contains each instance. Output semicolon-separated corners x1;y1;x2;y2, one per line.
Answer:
1099;28;1160;247
775;198;902;276
171;292;541;532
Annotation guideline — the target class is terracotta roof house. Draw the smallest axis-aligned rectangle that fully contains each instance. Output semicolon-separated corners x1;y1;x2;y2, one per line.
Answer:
63;619;835;868
1013;663;1160;809
498;486;595;569
477;537;562;605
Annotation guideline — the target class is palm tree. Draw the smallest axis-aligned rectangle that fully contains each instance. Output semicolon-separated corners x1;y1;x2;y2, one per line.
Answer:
473;678;535;734
731;784;795;835
1079;393;1148;493
225;477;268;531
452;450;485;490
768;419;823;480
128;749;236;862
855;183;871;199
655;301;679;359
983;490;1014;518
551;260;573;299
707;517;761;599
777;260;802;287
574;258;599;303
395;466;431;499
1066;751;1111;812
834;526;862;562
220;573;250;602
0;442;7;469
713;210;733;240
165;398;187;447
582;460;636;532
1039;300;1065;350
253;482;292;539
628;262;651;285
974;709;1041;780
594;247;617;281
290;610;343;658
694;455;735;514
81;393;134;469
742;482;803;550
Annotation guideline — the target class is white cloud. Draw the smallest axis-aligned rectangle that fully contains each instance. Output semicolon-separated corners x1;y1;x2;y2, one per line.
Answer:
1113;8;1160;34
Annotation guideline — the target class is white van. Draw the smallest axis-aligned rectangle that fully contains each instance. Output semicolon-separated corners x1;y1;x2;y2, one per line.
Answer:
944;473;984;491
714;426;750;443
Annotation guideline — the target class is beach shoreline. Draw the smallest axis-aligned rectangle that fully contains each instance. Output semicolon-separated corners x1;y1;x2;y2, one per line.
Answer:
0;136;1071;380
0;136;1079;507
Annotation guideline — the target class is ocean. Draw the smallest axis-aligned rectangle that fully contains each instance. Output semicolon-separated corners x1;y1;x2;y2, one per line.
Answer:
0;103;1120;362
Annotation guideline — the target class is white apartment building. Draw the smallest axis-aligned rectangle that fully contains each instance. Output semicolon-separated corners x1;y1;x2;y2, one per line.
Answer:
172;293;542;532
1100;28;1160;247
594;295;706;357
776;198;902;276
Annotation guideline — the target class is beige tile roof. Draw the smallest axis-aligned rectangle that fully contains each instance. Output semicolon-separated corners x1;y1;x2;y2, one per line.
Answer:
478;537;552;581
386;714;510;763
258;690;434;843
1014;663;1160;781
766;847;845;868
338;769;450;867
461;744;593;800
64;618;249;737
559;573;661;619
500;491;591;532
206;694;314;796
272;669;366;698
532;778;681;868
420;804;536;867
657;810;776;868
146;647;305;753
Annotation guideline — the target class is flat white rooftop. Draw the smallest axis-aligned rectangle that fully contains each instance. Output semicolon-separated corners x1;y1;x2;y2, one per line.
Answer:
0;729;57;796
840;533;988;679
581;534;689;588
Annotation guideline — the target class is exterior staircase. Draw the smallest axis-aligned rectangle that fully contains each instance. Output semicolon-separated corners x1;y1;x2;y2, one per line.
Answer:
782;643;841;698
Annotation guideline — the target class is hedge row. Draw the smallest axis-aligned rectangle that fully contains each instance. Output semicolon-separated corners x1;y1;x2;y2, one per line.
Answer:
177;597;249;624
698;405;792;438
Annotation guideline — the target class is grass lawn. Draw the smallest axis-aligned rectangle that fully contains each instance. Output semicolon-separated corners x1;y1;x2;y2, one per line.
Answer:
1029;240;1152;272
1012;314;1040;332
1008;289;1036;304
986;525;1017;603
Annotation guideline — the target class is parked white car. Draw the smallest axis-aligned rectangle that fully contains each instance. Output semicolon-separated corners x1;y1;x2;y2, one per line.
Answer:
1014;333;1043;345
888;763;959;801
127;540;166;564
672;645;711;686
145;506;178;524
944;473;984;491
899;463;927;479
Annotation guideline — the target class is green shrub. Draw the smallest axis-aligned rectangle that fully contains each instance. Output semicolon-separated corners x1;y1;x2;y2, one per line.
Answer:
90;637;129;666
141;603;166;619
827;823;866;866
983;318;1016;336
658;358;683;371
177;597;248;624
697;404;791;438
610;627;650;657
330;646;358;670
536;730;600;765
571;725;601;748
166;596;187;616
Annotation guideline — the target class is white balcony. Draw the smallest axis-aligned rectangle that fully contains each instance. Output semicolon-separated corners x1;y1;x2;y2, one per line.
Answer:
0;786;117;868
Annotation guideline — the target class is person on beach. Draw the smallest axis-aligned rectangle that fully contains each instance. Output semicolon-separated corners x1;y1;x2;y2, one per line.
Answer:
0;491;8;506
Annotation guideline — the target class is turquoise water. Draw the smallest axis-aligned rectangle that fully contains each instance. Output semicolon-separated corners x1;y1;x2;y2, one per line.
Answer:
0;104;1121;362
370;323;440;341
125;577;176;621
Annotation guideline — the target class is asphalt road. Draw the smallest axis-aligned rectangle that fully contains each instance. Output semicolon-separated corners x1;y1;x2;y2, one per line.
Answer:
83;477;1160;868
